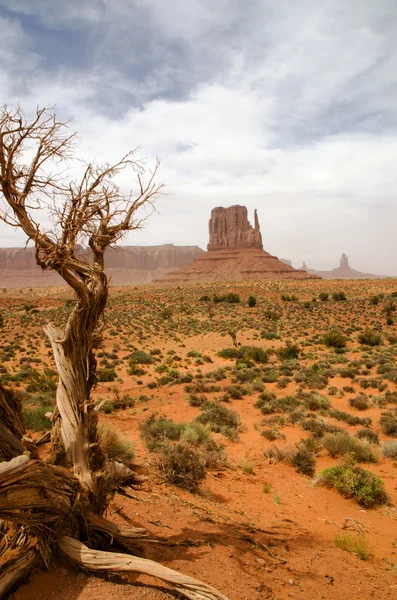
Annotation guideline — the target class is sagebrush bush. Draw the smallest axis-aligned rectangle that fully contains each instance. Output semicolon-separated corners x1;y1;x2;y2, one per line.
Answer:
358;328;382;347
322;433;378;463
157;443;206;492
355;429;379;444
291;446;316;476
98;425;134;462
140;414;184;450
381;441;397;458
379;411;397;436
195;402;241;439
349;393;371;411
318;465;388;507
322;329;347;349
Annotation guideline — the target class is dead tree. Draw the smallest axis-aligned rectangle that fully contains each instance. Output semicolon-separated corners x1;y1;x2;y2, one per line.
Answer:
0;106;229;600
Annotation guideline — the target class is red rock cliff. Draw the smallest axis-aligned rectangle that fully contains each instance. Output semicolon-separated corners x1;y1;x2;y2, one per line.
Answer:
207;205;263;251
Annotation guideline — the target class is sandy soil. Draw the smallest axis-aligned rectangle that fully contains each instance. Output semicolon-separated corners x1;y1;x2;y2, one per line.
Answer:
2;279;397;600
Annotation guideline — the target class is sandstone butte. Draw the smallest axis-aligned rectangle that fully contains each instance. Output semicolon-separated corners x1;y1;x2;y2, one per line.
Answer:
155;205;319;284
300;253;383;279
0;245;203;288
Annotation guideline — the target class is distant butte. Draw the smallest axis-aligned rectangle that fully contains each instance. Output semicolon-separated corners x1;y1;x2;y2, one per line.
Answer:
301;254;383;279
155;205;318;283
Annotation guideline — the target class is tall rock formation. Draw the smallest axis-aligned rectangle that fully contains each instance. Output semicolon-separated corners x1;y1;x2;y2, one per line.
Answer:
340;253;349;269
208;206;263;251
156;206;318;283
0;244;203;288
299;254;383;279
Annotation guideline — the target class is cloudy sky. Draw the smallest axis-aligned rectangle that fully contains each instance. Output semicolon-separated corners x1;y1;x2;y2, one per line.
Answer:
0;0;396;274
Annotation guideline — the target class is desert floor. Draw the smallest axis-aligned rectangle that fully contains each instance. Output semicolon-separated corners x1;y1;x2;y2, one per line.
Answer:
1;278;397;600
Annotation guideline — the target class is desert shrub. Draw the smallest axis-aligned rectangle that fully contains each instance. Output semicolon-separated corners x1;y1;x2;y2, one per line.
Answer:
318;465;388;507
332;291;347;301
355;429;379;444
130;350;155;364
248;295;257;307
225;292;240;303
281;294;298;302
24;367;58;393
294;367;328;389
277;342;300;361
322;433;378;463
302;417;341;438
99;401;115;414
322;329;347;349
381;441;397;458
301;391;330;411
218;347;241;360
254;390;277;414
140;414;184;450
261;428;283;441
349;393;371;411
379;411;397;437
319;293;329;302
157;443;206;492
97;367;117;382
218;345;268;364
277;395;302;413
213;293;240;304
180;422;210;445
358;328;382;347
224;385;246;399
199;295;211;302
291;446;316;477
98;425;134;462
385;391;397;404
160;306;173;319
334;533;372;560
201;439;228;469
195;402;241;439
187;394;207;407
22;405;52;431
329;409;372;427
239;346;269;364
263;310;281;321
264;444;296;463
150;348;162;356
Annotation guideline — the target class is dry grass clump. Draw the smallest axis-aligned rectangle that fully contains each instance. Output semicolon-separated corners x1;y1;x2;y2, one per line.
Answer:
98;425;135;462
381;440;397;458
334;533;372;560
157;443;206;492
264;443;316;476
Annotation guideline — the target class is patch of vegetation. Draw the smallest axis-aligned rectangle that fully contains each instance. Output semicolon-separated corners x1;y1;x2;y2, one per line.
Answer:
195;402;241;440
22;405;52;431
98;425;135;462
157;443;206;492
358;328;383;347
334;533;372;560
318;465;388;507
379;411;397;437
322;433;378;463
322;329;347;349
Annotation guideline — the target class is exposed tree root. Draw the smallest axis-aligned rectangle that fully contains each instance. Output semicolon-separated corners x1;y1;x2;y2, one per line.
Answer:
0;547;37;598
60;536;230;600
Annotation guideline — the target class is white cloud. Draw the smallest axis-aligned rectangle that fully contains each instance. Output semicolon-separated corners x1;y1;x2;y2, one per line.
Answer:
0;0;397;274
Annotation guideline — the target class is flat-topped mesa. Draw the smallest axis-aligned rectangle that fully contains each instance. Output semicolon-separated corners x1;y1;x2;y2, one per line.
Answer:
207;205;263;251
